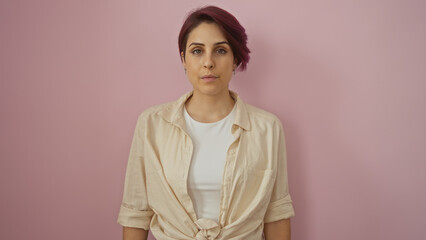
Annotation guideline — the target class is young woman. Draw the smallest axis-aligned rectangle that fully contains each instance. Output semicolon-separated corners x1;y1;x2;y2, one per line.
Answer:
118;6;294;240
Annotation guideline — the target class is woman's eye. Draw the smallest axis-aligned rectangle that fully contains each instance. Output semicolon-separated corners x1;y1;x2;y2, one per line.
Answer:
217;48;227;54
191;49;202;54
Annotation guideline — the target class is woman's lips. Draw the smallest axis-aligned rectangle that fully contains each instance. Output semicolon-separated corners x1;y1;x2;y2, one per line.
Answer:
201;75;218;82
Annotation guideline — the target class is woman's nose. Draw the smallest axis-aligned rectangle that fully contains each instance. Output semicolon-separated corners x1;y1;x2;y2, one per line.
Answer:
203;54;214;69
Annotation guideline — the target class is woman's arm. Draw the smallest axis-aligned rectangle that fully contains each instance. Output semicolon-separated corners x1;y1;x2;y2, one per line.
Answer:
123;226;149;240
263;218;291;240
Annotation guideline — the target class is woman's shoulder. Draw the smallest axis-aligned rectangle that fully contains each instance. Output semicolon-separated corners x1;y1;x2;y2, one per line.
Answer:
139;102;169;116
238;102;285;134
135;93;188;123
136;101;174;121
134;91;192;125
243;103;282;125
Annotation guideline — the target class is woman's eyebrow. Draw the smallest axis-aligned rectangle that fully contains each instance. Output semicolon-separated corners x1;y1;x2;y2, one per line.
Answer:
215;41;229;45
188;42;204;47
188;41;230;47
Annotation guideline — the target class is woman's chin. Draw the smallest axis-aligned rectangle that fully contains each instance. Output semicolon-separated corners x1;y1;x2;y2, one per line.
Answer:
194;86;228;97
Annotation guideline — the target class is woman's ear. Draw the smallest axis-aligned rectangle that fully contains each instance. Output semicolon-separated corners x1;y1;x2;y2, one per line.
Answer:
181;52;185;63
181;52;187;73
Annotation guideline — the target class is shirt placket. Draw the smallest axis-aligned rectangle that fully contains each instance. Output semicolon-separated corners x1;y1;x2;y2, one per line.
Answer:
179;123;198;221
218;126;241;226
170;116;198;222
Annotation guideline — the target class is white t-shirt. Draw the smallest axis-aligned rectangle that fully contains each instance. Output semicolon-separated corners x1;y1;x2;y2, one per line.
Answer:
184;104;236;221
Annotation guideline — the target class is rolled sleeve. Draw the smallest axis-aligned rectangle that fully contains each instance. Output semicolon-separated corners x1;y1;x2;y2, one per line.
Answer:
117;114;153;230
118;204;154;230
264;194;295;223
264;120;295;223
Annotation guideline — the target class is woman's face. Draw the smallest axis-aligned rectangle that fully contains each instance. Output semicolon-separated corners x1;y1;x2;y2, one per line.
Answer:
182;22;237;97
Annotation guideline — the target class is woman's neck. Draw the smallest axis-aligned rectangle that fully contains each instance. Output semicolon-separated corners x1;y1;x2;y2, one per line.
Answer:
185;89;235;123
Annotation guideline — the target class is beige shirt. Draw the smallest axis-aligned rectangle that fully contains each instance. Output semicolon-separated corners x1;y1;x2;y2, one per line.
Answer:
117;91;295;240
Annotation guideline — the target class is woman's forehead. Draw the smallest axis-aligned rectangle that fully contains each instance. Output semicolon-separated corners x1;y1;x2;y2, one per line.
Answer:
187;22;227;46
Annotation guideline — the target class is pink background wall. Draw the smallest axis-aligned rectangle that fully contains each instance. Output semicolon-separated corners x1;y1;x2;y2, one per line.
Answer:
1;0;425;239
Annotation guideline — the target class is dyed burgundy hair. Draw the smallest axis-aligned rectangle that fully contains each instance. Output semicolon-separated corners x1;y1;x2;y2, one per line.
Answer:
178;6;250;71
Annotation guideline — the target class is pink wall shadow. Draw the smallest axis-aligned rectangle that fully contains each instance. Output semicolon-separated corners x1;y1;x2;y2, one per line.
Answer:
1;1;425;239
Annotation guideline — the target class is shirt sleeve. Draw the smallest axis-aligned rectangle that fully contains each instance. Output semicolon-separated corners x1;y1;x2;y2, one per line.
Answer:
263;120;295;223
117;114;154;230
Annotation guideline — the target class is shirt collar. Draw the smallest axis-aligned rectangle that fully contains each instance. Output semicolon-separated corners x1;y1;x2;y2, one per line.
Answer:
157;90;251;131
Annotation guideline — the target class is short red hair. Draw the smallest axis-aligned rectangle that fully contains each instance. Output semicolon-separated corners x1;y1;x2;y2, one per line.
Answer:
178;6;250;71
